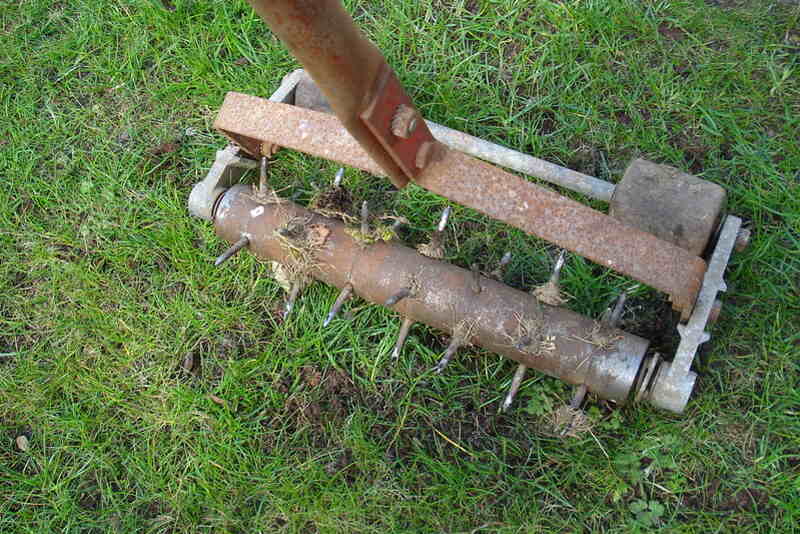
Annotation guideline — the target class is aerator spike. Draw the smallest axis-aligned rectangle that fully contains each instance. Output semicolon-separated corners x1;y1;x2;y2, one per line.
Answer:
470;264;482;294
215;235;249;266
391;316;414;359
601;291;628;328
437;206;452;233
552;250;566;280
570;384;588;409
384;287;412;307
323;283;353;327
558;384;590;437
361;200;369;235
491;251;512;280
533;250;568;306
501;363;527;412
283;281;302;320
433;336;461;374
333;167;344;188
259;156;269;194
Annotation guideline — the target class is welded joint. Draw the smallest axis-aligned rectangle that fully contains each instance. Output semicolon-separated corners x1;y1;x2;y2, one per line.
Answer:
646;215;742;413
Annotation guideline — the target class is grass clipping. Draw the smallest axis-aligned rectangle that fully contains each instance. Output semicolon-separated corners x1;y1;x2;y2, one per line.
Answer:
270;216;330;290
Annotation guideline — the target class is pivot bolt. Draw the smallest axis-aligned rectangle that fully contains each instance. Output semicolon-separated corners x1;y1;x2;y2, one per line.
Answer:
391;104;418;138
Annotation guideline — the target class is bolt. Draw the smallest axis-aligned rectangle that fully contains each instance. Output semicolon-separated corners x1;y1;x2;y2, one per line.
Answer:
391;104;418;139
735;228;751;252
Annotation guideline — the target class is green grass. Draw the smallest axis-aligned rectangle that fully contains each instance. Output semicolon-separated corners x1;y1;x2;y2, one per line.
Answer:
1;0;799;531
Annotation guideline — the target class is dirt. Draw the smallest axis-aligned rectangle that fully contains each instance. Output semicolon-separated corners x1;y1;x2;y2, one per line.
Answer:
657;22;687;41
620;296;680;355
310;186;353;215
669;129;709;174
682;479;771;513
149;140;180;156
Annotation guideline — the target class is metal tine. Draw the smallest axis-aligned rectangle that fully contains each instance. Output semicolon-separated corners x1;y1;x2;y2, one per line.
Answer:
437;205;451;233
501;363;527;412
601;291;628;328
283;282;302;320
384;287;412;307
550;249;566;284
361;200;369;235
569;384;588;409
259;156;270;194
491;251;512;280
433;336;461;374
533;249;568;306
333;167;344;188
559;384;589;437
391;316;414;359
470;264;482;294
215;235;249;266
323;284;353;327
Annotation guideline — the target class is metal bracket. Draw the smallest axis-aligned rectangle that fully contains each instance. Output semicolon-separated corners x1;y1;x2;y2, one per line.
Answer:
360;65;437;178
646;215;742;412
188;145;258;221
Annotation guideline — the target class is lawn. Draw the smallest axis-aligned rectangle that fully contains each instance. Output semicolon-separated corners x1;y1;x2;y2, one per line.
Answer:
1;0;799;532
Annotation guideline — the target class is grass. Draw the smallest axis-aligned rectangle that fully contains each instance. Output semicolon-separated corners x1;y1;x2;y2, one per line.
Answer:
1;0;799;531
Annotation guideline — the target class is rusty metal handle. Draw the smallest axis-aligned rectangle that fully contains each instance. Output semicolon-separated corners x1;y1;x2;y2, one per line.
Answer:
244;0;434;188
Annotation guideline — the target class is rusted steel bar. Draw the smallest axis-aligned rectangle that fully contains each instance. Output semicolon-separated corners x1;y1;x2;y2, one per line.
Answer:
214;184;649;402
214;95;706;316
243;0;435;188
292;68;616;201
424;121;616;202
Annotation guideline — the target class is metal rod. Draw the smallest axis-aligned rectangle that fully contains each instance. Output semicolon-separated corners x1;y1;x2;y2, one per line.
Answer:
437;206;451;233
333;167;344;187
602;292;627;328
283;282;301;319
361;200;369;235
501;364;528;412
214;235;249;266
259;156;269;193
551;250;566;283
569;384;588;409
391;316;414;359
491;251;512;280
323;283;353;327
425;122;615;202
470;264;482;294
434;337;461;374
